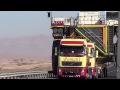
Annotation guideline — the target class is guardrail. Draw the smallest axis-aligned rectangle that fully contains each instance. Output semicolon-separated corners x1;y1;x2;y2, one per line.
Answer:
0;71;57;79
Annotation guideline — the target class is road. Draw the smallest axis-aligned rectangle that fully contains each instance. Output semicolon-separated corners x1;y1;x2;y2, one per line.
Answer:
0;63;117;79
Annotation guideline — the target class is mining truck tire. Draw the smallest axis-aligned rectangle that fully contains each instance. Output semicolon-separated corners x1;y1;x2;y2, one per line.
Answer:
52;40;60;75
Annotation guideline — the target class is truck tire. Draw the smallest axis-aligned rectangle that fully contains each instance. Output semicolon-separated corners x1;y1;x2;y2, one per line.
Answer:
101;69;104;78
94;67;98;79
52;57;58;75
52;40;60;75
95;72;98;79
88;68;92;79
98;69;102;78
104;67;107;77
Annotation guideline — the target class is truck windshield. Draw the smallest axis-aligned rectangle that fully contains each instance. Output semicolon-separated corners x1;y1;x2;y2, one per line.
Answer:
59;46;85;57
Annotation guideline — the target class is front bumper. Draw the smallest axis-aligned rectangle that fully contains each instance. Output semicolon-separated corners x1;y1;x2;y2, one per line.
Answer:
57;67;87;78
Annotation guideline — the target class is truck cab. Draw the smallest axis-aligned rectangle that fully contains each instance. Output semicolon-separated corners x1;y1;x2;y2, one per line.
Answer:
87;42;98;79
57;39;91;78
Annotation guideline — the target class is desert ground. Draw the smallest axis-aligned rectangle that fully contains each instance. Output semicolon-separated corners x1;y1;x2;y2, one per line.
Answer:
0;59;52;73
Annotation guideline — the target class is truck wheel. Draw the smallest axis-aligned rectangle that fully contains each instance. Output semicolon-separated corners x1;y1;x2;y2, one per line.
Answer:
92;76;95;79
98;74;101;78
104;67;107;77
94;72;98;79
95;68;98;79
98;69;102;78
52;40;60;75
88;68;92;79
89;75;92;79
100;70;103;78
52;57;58;75
95;73;98;79
101;69;104;78
85;73;89;79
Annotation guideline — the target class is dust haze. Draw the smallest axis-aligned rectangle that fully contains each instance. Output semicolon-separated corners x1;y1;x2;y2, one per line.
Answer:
0;34;53;73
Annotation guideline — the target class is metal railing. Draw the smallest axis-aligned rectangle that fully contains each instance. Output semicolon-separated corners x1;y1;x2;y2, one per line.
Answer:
50;15;119;26
75;28;105;55
81;27;103;46
77;15;106;25
0;71;57;79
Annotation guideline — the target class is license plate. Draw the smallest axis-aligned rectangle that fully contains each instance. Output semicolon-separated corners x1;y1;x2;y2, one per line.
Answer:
69;76;74;77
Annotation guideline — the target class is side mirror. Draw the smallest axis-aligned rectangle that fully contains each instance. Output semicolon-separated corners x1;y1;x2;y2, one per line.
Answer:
89;55;93;58
96;50;98;58
91;48;94;53
83;45;87;54
87;48;90;56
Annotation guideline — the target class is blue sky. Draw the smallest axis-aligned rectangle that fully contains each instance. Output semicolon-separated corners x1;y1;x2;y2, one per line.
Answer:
0;11;104;38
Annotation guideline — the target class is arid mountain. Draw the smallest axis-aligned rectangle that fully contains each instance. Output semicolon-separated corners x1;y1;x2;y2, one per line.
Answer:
0;35;53;64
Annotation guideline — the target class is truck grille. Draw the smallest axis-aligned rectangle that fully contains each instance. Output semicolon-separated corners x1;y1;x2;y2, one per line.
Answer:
62;61;82;66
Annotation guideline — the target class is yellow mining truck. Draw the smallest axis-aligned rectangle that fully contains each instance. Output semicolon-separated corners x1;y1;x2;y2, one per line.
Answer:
49;11;118;78
57;39;92;78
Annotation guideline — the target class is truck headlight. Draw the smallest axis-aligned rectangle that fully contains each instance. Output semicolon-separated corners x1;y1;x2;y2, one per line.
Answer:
59;69;62;73
92;69;93;72
81;68;85;74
